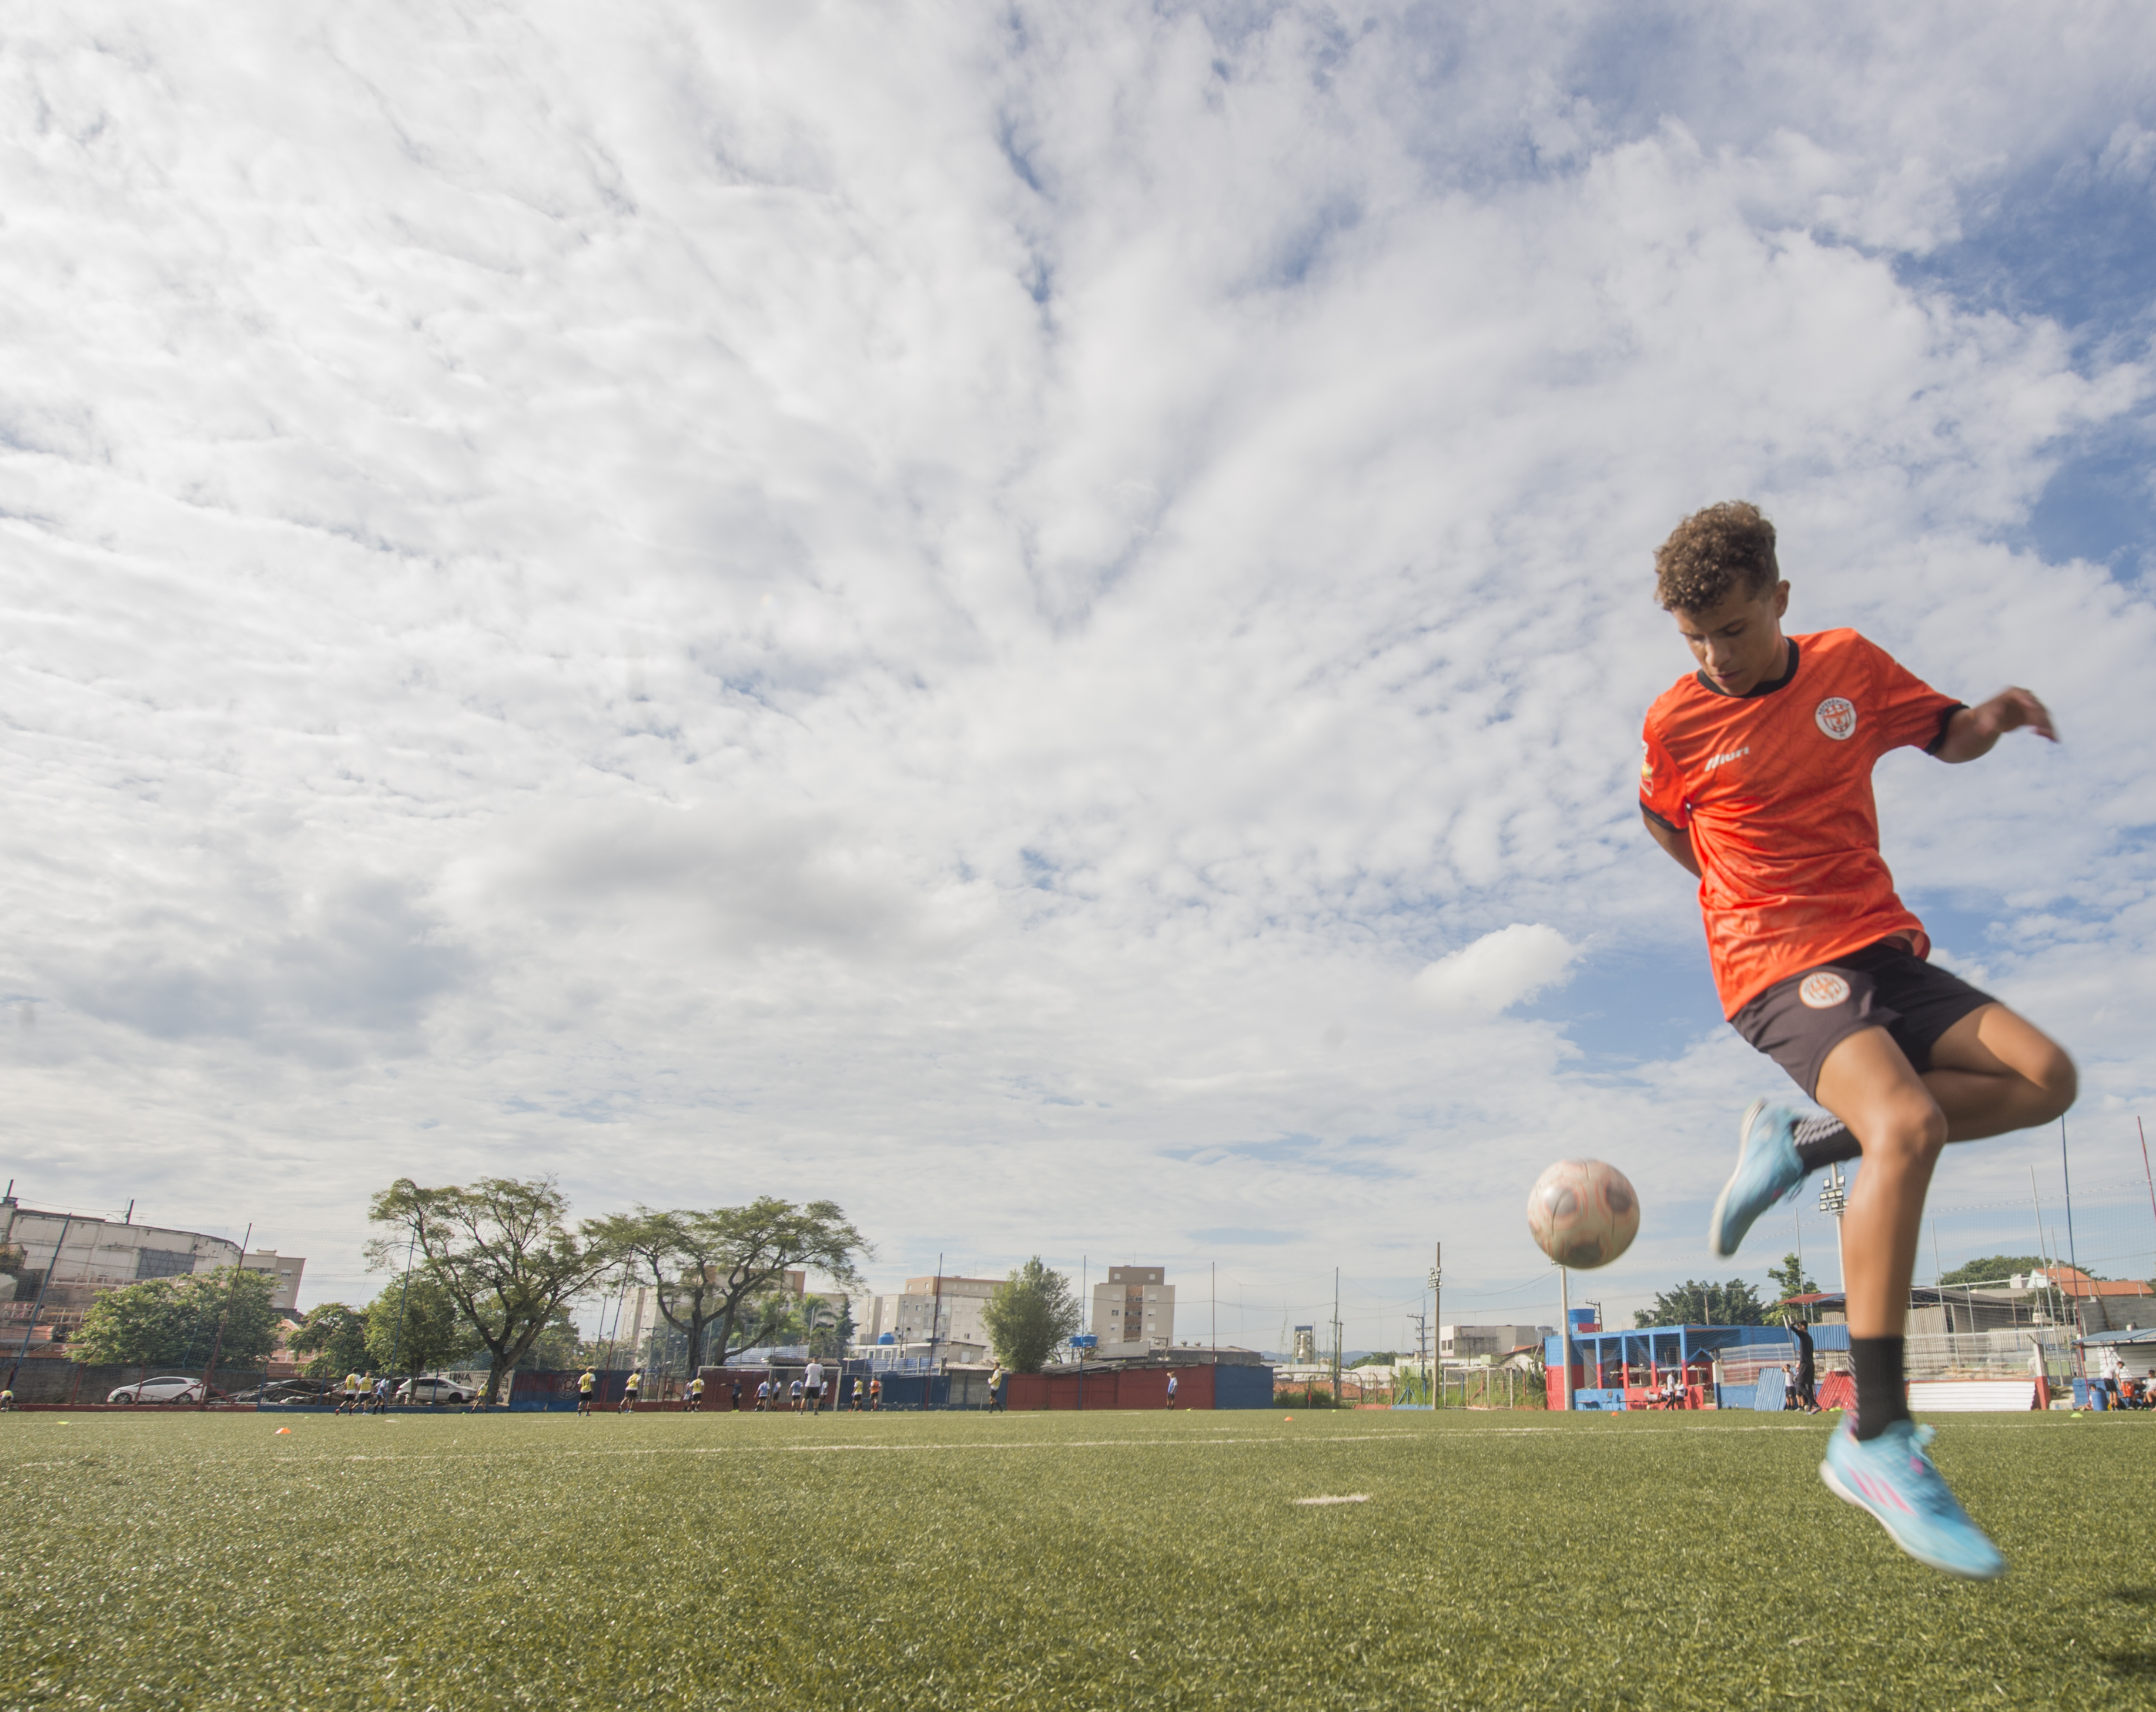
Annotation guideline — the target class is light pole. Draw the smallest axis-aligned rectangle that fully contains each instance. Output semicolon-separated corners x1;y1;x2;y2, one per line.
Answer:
1817;1162;1849;1294
1428;1245;1442;1409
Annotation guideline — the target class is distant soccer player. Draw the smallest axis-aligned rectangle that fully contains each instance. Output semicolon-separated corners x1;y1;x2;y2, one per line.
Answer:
1639;501;2074;1580
688;1373;705;1412
1163;1372;1176;1410
755;1378;771;1412
338;1371;361;1415
576;1368;596;1416
620;1369;641;1415
868;1375;882;1411
788;1376;804;1413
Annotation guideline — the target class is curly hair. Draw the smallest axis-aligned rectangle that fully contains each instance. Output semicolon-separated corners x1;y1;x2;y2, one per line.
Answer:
1653;501;1779;611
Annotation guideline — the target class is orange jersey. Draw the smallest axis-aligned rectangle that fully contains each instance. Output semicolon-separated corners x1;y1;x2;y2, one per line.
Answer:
1640;629;1961;1016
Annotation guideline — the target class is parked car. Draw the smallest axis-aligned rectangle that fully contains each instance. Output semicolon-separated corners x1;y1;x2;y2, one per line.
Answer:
394;1376;474;1406
106;1376;227;1405
230;1379;336;1405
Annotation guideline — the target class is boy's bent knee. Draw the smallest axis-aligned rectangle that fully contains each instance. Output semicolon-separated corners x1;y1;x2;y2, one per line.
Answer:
1859;1092;1947;1166
2032;1044;2077;1118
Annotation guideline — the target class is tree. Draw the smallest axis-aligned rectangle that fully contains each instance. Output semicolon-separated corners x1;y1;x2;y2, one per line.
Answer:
290;1302;374;1379
1936;1254;2051;1289
71;1278;189;1377
981;1257;1083;1373
805;1294;854;1361
594;1198;869;1370
71;1268;282;1379
1635;1278;1769;1328
368;1177;618;1405
364;1271;471;1378
585;1205;862;1378
517;1310;582;1371
1765;1252;1819;1309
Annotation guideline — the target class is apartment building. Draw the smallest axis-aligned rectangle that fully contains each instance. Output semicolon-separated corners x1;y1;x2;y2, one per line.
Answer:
1091;1265;1174;1352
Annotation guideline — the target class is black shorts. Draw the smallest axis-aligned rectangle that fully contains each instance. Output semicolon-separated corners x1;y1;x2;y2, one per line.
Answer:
1730;939;1995;1100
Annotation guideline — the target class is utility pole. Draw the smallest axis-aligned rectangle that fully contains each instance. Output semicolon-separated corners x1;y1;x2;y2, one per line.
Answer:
1428;1243;1442;1411
2061;1120;2085;1369
200;1222;252;1402
929;1252;943;1388
1558;1264;1572;1412
1331;1267;1341;1401
385;1231;419;1398
2140;1118;2156;1279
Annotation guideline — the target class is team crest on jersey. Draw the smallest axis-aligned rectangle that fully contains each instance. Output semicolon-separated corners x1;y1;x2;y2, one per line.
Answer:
1799;972;1852;1009
1814;696;1857;741
1640;741;1653;786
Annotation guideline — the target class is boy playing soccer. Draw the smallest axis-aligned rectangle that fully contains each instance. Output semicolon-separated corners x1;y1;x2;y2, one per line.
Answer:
1639;502;2074;1580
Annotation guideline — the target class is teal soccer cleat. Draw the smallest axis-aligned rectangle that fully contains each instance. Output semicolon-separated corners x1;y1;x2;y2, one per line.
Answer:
1820;1418;2006;1580
1706;1097;1807;1258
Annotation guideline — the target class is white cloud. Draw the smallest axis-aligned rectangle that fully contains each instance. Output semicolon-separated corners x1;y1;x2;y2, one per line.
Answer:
2;2;2152;1339
1414;925;1579;1014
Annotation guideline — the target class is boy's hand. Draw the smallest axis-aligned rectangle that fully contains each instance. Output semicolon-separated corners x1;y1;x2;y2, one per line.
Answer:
1937;687;2057;762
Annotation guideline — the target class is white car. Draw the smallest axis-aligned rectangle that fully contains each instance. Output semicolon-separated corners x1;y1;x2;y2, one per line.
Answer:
394;1376;474;1405
106;1375;210;1404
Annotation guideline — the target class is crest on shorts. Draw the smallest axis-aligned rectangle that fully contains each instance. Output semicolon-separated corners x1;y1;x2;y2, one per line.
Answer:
1799;972;1852;1009
1814;696;1857;741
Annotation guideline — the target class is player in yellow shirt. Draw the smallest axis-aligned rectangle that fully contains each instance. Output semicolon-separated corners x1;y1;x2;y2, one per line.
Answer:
619;1369;641;1415
687;1374;705;1413
576;1369;597;1416
337;1372;362;1415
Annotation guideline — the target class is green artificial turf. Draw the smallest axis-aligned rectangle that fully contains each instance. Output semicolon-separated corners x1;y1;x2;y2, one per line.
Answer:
3;1407;2150;1710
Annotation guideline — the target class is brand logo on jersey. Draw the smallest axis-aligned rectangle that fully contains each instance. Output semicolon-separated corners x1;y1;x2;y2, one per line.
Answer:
1815;697;1857;741
1640;741;1653;786
1799;972;1852;1009
1703;745;1750;772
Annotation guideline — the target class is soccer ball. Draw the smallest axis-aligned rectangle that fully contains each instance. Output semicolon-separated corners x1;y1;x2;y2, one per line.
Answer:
1526;1159;1639;1269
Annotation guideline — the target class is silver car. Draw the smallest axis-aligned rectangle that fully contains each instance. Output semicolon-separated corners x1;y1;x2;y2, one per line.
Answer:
393;1376;474;1406
106;1375;209;1404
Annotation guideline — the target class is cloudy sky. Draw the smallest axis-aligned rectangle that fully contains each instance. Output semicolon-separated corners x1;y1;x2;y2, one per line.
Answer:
5;2;2154;1347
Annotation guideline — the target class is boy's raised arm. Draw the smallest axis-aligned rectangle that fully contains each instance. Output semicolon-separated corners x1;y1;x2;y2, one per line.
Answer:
1934;686;2057;763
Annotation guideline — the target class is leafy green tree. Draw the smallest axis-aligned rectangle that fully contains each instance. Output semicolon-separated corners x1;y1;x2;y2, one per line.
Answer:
1936;1254;2051;1288
670;1199;865;1368
981;1257;1083;1373
367;1177;618;1405
587;1202;869;1374
1634;1278;1769;1328
71;1268;281;1381
364;1271;471;1378
290;1302;374;1379
804;1294;853;1360
1765;1252;1819;1309
515;1309;583;1372
71;1278;188;1377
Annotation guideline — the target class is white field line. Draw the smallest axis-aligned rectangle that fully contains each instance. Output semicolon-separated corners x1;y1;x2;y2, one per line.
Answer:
0;1419;1844;1478
1294;1493;1370;1505
198;1420;1823;1470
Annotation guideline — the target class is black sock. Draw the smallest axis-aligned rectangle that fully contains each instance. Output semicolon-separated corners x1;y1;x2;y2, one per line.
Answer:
1793;1115;1861;1172
1850;1335;1910;1442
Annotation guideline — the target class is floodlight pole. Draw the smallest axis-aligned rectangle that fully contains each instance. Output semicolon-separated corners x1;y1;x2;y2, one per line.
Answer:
1818;1162;1849;1293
